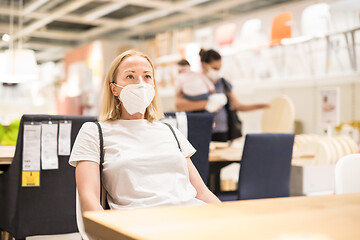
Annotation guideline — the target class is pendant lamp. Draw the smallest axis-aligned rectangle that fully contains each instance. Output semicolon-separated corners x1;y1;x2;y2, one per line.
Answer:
0;0;38;83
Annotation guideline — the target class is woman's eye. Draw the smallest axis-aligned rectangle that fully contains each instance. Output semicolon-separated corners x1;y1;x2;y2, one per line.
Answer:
145;75;152;79
126;75;134;79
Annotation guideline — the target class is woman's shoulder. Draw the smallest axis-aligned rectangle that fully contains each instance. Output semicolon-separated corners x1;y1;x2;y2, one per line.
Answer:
81;121;98;131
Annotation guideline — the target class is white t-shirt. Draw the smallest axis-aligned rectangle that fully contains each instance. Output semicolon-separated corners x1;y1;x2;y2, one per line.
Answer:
69;119;205;209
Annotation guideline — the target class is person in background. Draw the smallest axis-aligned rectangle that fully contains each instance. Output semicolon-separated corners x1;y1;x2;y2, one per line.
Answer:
176;59;215;101
175;49;269;142
176;59;227;113
70;50;221;213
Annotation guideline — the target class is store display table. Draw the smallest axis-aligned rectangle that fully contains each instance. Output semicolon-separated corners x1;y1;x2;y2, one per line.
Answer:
0;146;15;165
83;193;360;240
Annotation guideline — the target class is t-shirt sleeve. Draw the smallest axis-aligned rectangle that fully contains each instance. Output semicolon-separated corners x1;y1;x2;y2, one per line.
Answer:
172;127;196;158
68;122;100;167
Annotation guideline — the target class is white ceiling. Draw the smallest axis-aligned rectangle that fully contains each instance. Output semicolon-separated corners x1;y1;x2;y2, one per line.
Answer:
0;0;303;63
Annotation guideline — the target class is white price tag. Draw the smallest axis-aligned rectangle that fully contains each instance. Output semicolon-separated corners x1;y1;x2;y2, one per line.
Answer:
23;123;41;171
41;122;59;170
58;120;72;156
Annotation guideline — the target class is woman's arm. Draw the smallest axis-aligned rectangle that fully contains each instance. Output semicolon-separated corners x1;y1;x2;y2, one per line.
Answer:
187;157;221;204
174;92;208;112
227;91;270;112
76;161;104;213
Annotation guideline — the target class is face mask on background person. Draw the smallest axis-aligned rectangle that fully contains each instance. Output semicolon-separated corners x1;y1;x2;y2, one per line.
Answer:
206;67;221;83
113;83;155;115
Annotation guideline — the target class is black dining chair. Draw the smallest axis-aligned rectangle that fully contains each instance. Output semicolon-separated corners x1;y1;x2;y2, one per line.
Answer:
164;112;213;185
218;133;295;201
0;114;96;239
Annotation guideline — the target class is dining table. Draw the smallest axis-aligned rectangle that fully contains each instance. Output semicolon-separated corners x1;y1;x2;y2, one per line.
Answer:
0;145;15;165
83;192;360;240
208;145;242;193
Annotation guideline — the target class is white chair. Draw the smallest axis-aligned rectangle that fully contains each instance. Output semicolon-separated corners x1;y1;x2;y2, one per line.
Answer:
76;187;107;240
335;154;360;194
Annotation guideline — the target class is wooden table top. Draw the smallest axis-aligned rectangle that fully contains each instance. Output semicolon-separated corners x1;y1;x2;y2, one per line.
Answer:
0;146;15;165
83;193;360;240
208;146;242;162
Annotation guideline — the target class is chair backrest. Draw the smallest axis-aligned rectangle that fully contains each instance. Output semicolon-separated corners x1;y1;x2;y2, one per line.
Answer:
335;154;360;194
164;112;213;185
238;133;295;200
270;11;293;46
0;114;96;239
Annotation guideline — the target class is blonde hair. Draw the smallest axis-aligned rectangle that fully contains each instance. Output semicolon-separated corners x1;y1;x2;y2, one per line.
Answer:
98;50;163;122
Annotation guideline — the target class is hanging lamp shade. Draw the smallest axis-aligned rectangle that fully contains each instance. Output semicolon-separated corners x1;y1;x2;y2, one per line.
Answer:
0;48;38;83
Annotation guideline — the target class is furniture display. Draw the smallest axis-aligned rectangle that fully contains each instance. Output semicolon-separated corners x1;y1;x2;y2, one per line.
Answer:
0;146;15;165
261;95;295;133
335;153;360;194
0;114;96;239
217;133;295;201
83;193;360;240
208;146;241;193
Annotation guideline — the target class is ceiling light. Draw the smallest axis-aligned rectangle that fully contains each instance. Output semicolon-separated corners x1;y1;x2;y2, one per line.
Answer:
0;0;38;83
2;34;11;42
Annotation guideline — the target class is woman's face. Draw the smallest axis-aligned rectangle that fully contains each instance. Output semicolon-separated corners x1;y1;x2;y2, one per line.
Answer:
111;55;154;97
203;59;222;73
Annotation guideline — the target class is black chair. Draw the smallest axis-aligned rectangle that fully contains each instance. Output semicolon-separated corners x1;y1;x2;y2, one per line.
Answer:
218;133;295;201
164;112;213;185
0;114;96;239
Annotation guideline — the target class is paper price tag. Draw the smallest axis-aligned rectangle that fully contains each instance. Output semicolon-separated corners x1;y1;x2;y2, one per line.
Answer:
41;121;59;170
58;120;72;156
23;123;41;171
22;171;40;187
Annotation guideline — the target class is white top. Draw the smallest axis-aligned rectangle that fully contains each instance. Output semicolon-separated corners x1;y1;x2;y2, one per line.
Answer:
175;69;214;96
69;119;205;209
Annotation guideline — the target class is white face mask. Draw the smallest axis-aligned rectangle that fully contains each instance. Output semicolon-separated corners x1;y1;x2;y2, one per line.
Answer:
206;68;220;83
114;83;155;115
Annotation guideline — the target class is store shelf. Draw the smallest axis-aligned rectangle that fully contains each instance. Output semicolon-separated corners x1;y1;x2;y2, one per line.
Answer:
232;72;360;94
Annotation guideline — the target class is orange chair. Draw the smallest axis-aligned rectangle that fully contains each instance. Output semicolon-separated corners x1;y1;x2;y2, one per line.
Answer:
270;11;293;46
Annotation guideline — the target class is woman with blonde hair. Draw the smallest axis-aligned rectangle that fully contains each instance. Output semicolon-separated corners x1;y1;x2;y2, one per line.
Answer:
70;50;220;213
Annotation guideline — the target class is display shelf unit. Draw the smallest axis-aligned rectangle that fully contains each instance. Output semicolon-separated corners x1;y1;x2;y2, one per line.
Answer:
231;72;360;94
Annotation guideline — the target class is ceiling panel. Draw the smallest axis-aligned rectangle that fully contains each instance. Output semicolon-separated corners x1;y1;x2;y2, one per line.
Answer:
45;20;96;32
70;1;110;15
0;0;311;63
102;4;153;20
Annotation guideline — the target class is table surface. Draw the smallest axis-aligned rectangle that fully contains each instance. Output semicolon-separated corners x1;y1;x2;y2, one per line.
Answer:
0;146;15;165
83;193;360;240
208;146;242;162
